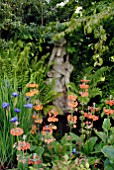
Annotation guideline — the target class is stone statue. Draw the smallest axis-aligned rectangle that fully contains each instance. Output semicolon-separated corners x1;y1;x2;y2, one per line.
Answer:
47;38;73;112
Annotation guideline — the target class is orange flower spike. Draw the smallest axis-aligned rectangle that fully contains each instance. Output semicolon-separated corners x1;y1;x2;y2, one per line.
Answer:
17;141;30;151
90;106;99;112
47;117;53;122
67;115;71;121
26;83;38;88
68;95;77;101
88;113;93;119
73;116;77;123
92;115;99;121
80;79;90;83
33;104;43;111
10;127;24;136
79;84;89;89
32;115;38;119
106;100;114;106
84;112;88;118
26;92;34;97
53;117;58;122
52;125;57;130
31;124;37;134
30;89;39;95
34;118;43;124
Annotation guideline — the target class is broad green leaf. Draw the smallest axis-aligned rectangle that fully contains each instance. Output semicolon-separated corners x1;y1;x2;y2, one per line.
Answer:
94;130;107;143
53;142;62;154
84;137;98;154
102;145;114;163
102;118;111;132
107;134;114;144
69;132;80;142
104;165;114;170
111;127;114;134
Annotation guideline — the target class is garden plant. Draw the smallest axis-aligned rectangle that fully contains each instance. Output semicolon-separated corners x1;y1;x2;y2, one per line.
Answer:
0;0;114;170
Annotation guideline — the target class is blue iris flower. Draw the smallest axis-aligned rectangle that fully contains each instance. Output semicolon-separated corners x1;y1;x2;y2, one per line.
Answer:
24;103;33;108
72;148;78;154
2;102;10;109
14;108;21;113
12;92;19;97
10;116;18;123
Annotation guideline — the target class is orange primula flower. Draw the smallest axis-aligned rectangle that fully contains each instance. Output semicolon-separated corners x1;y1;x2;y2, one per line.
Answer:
68;101;78;108
90;106;99;112
67;115;77;123
31;124;37;134
79;91;89;97
84;112;99;121
26;83;38;88
30;89;39;95
17;141;30;151
10;127;24;136
106;100;114;106
33;104;43;111
79;84;89;89
104;108;114;115
26;90;39;97
32;114;38;119
48;110;58;117
26;92;34;97
34;118;43;124
51;125;57;130
68;95;77;101
48;110;58;122
80;79;90;83
44;138;56;144
47;117;58;122
41;125;53;135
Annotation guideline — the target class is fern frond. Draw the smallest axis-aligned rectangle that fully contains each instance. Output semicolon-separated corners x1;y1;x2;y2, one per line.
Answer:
67;82;79;94
90;66;109;87
89;87;102;99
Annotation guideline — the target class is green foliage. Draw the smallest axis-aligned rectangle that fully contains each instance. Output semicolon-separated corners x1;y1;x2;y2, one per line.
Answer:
95;118;114;145
84;137;98;155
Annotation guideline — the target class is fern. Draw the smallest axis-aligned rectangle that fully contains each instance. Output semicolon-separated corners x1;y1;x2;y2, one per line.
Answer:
89;87;102;99
89;66;109;87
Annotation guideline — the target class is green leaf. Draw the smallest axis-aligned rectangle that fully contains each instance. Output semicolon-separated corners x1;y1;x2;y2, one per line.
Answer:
104;165;114;170
102;118;111;132
111;127;114;134
94;130;107;143
30;145;44;157
102;145;114;163
69;132;80;142
107;134;114;144
84;137;98;154
53;142;61;154
99;57;103;65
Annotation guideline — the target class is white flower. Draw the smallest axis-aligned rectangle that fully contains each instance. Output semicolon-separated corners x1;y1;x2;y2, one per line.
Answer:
75;6;83;13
